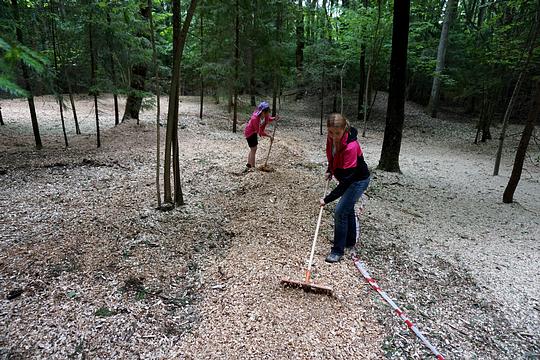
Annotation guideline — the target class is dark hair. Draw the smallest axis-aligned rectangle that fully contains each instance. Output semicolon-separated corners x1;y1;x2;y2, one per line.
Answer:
326;113;350;131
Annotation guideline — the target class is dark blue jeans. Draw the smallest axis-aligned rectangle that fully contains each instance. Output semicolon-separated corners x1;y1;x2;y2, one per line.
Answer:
331;177;370;256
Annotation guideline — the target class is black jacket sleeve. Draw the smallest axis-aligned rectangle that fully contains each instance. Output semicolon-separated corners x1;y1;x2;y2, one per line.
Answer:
323;168;356;204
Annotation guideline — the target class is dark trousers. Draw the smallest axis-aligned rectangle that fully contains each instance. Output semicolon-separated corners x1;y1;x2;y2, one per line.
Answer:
331;177;370;256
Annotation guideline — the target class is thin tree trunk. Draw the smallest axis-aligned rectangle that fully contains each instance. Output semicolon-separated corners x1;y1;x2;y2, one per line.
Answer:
477;0;485;28
68;86;80;134
148;0;161;208
88;6;101;148
57;0;80;135
233;0;239;133
199;2;204;119
249;0;256;106
378;0;410;172
320;68;325;135
163;0;197;206
272;3;283;117
357;0;368;122
123;5;151;123
0;106;4;125
50;12;68;148
494;1;539;175
11;0;42;149
107;13;120;126
362;65;372;137
503;80;540;203
357;42;366;121
361;0;382;136
295;0;305;100
427;0;457;118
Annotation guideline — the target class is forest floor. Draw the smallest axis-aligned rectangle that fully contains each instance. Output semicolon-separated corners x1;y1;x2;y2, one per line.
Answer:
0;93;539;359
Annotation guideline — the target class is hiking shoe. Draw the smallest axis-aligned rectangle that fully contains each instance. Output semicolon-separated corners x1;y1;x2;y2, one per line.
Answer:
325;253;342;263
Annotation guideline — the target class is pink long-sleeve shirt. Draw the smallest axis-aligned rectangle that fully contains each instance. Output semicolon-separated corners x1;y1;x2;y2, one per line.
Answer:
244;111;275;138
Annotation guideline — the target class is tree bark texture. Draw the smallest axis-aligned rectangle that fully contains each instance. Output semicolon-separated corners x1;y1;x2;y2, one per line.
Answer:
233;0;239;133
427;0;457;118
494;0;540;175
295;0;305;100
503;81;540;203
377;0;410;172
163;0;197;206
88;3;101;148
11;0;42;149
122;5;151;123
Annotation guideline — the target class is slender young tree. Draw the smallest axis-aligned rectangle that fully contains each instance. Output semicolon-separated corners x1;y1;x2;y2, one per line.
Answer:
11;0;42;149
427;0;457;118
320;68;325;135
50;9;68;148
233;0;239;133
494;1;540;175
503;80;540;203
163;0;198;206
199;1;204;119
378;0;411;172
357;0;368;122
106;12;120;126
87;1;100;148
56;0;80;134
148;0;161;208
295;0;305;100
249;0;257;106
272;2;283;117
122;4;151;123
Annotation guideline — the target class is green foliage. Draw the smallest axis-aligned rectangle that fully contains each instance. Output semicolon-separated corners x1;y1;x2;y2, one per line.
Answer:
0;0;537;117
0;36;48;96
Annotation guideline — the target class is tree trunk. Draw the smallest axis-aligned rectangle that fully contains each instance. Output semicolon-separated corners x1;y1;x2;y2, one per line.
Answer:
357;0;368;122
107;13;120;126
361;0;382;135
0;106;4;125
50;11;69;148
494;1;539;175
477;0;485;28
295;0;305;100
11;0;42;149
163;0;197;206
249;0;256;106
199;3;204;119
233;0;239;133
88;5;101;148
122;5;151;123
503;81;540;203
272;3;283;117
57;0;80;135
148;0;161;208
320;68;325;135
427;0;457;118
68;86;80;134
377;0;410;172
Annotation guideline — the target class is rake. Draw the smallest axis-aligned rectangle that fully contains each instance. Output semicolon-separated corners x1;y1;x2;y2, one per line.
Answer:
281;180;333;296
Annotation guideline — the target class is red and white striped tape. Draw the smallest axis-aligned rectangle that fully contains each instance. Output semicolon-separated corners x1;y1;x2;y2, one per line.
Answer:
351;253;445;360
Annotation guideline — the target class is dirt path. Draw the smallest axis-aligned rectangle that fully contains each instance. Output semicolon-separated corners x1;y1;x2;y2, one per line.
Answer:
1;94;539;359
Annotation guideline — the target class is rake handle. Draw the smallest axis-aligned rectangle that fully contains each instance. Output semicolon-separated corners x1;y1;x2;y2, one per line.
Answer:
305;180;330;282
264;119;278;167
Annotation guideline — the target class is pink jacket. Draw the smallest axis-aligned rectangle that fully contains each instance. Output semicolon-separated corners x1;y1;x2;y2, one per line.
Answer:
244;111;275;138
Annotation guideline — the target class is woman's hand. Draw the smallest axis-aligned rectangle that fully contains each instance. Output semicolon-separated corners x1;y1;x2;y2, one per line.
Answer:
325;172;332;181
319;198;326;207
